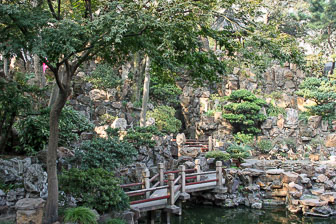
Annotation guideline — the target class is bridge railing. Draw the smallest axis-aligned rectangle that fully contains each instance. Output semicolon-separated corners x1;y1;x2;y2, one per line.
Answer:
122;160;224;207
171;136;214;152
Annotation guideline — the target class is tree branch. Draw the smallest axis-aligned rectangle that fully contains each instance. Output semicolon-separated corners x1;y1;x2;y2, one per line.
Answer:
123;26;147;38
47;0;58;20
58;0;61;20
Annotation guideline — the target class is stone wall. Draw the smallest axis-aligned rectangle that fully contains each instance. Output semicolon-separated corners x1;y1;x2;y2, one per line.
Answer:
178;64;336;160
192;159;336;217
0;158;47;215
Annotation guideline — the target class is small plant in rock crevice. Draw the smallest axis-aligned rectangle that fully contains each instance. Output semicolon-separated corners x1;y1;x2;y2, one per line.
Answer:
255;139;273;154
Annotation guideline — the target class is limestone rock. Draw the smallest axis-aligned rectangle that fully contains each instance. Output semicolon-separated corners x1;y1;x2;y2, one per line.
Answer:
311;188;324;196
23;164;47;197
288;182;303;198
325;134;336;147
282;172;299;184
308;116;322;129
176;133;186;146
15;198;45;224
111;118;127;131
89;89;107;101
299;198;328;207
316;174;329;183
57;147;74;159
179;147;200;158
80;132;94;140
242;168;264;177
94;125;109;138
146;117;155;127
277;114;285;129
261;118;273;130
285;109;298;126
320;193;335;203
266;169;284;175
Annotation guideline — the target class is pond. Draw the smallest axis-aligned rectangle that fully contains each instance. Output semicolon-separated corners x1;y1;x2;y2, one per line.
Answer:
170;204;336;224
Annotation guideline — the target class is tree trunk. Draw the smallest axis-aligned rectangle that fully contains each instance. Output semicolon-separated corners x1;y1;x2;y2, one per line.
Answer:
132;52;145;102
48;67;64;107
34;54;46;88
3;56;9;79
139;56;151;127
44;67;71;223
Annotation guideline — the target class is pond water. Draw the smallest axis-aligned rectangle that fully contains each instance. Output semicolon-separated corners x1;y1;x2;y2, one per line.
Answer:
170;205;336;224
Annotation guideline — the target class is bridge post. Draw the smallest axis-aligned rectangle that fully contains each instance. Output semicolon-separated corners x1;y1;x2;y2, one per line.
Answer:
179;165;186;194
143;169;150;198
216;161;223;187
208;136;213;151
167;173;175;206
158;163;164;186
195;159;201;182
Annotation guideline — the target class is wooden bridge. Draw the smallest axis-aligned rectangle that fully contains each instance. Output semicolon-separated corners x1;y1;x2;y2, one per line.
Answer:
120;160;226;223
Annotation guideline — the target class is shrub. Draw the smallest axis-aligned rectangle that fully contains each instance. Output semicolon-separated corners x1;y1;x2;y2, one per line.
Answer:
222;90;267;135
64;207;97;224
205;110;215;117
73;137;137;171
205;151;230;161
117;126;164;148
0;75;40;152
59;168;128;213
226;144;251;160
146;106;182;134
149;76;182;107
16;106;93;154
99;113;116;125
297;77;336;118
233;132;254;145
84;63;121;90
256;139;273;153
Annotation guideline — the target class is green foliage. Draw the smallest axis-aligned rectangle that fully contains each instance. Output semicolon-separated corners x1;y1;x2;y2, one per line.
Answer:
205;110;216;117
205;151;230;161
104;219;126;224
146;106;182;134
59;168;128;213
73;137;137;171
99;114;116;125
226;144;251;160
15;106;93;154
283;138;296;149
64;207;97;224
84;63;121;90
0;75;41;151
310;137;324;149
266;102;286;117
233;132;254;145
256;140;273;154
149;76;182;107
297;77;336;117
113;126;164;148
267;91;283;100
222;90;267;135
0;180;23;193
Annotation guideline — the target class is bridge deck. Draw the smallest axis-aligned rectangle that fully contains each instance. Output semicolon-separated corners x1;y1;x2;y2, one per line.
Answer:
130;174;222;212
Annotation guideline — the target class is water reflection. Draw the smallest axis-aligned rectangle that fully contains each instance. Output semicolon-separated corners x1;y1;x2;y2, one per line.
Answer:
171;205;336;224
